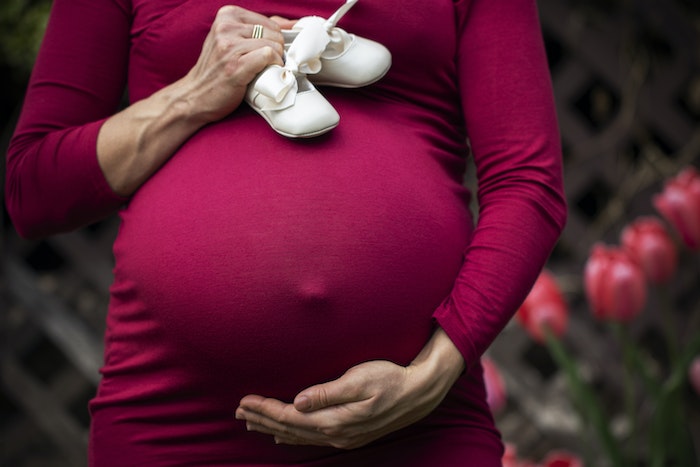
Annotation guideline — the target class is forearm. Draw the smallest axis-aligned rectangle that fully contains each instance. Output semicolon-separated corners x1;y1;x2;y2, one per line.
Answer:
97;78;209;196
97;7;289;197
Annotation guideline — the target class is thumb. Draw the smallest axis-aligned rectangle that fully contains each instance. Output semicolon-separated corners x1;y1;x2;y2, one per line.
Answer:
270;16;297;29
293;370;368;412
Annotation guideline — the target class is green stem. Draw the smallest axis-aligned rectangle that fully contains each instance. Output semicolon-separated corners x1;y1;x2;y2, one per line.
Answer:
612;324;637;463
615;324;662;397
668;389;694;467
658;285;679;366
649;390;669;467
651;378;693;467
544;329;624;467
649;320;700;466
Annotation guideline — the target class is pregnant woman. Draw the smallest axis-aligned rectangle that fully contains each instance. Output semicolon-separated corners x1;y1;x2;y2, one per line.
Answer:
5;0;566;465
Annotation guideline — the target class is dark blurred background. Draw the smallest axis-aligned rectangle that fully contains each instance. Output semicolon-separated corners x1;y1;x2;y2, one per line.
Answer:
1;0;699;465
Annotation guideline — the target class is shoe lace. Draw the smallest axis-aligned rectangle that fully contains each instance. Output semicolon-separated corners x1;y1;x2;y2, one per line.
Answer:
248;0;360;110
324;0;358;31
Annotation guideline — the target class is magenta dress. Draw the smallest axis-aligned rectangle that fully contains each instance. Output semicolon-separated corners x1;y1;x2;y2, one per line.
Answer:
6;0;566;465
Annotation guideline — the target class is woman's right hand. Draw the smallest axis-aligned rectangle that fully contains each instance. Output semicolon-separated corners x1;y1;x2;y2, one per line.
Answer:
182;6;291;125
97;7;294;196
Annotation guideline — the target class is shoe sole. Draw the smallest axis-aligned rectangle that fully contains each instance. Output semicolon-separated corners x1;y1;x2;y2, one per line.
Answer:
250;106;340;138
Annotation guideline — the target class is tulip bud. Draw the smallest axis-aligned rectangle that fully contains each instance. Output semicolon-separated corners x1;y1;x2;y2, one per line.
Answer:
690;356;700;397
516;270;568;343
501;444;520;467
501;444;538;467
621;217;678;284
653;166;700;250
481;357;507;414
584;243;647;322
541;450;584;467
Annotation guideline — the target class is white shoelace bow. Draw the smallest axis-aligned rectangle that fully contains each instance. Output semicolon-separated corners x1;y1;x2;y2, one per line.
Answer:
250;0;358;111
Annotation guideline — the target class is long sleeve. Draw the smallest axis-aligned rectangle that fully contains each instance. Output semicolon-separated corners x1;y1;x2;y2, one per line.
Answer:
433;0;567;366
5;0;132;239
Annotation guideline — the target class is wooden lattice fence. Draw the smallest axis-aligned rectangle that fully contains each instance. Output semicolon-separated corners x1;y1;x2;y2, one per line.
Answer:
1;0;699;465
489;0;700;463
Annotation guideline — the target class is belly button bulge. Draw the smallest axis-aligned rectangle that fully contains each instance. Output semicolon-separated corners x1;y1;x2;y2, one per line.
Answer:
296;279;332;311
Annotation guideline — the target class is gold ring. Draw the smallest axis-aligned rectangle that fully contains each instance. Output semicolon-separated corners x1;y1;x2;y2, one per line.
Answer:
252;24;264;39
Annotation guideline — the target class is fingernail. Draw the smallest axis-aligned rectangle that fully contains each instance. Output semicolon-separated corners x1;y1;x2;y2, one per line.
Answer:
234;408;244;420
246;423;252;431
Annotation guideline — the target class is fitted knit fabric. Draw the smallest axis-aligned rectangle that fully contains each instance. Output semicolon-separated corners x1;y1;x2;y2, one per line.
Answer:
6;0;566;465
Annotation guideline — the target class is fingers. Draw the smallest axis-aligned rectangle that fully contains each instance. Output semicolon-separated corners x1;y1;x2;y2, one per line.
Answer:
181;6;294;124
235;397;326;442
235;400;365;449
196;6;286;84
237;45;284;81
237;395;320;431
215;5;284;42
294;375;370;412
269;15;298;30
236;394;366;434
243;23;282;44
207;6;285;65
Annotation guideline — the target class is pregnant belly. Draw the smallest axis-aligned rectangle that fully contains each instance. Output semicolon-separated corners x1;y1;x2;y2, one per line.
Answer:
108;119;472;401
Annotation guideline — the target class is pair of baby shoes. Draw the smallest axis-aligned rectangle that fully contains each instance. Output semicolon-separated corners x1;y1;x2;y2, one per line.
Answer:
245;0;391;138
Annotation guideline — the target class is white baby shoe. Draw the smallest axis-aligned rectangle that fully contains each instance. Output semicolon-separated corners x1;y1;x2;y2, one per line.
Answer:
283;0;392;88
246;70;339;138
245;19;340;138
245;0;391;137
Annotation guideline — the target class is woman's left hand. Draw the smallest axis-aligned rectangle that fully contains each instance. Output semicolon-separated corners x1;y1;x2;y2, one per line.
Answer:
235;328;465;449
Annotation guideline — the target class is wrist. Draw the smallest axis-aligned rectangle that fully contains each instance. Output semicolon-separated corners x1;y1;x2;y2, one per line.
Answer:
405;328;465;403
174;70;244;127
156;76;214;129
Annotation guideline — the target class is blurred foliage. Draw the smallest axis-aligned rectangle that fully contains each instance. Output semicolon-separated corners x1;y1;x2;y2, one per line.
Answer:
0;0;52;81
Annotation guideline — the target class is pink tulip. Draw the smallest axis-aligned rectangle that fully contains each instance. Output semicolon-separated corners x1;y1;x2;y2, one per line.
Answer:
621;217;678;284
501;444;538;467
584;243;647;322
501;444;521;467
541;450;584;467
690;356;700;397
653;166;700;250
516;270;568;343
481;356;507;414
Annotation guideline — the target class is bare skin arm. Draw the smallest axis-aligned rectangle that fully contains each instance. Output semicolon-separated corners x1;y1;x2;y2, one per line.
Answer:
97;6;295;196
